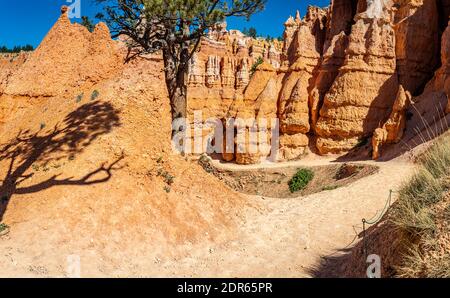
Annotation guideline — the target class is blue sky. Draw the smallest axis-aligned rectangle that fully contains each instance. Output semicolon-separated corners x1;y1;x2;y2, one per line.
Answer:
0;0;330;48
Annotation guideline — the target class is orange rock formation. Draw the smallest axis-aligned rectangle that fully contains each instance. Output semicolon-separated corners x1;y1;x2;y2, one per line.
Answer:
190;0;450;163
2;1;450;167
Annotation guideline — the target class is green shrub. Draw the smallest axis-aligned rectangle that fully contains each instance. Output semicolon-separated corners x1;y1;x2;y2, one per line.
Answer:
250;57;264;75
157;168;175;185
289;168;314;193
91;90;100;101
76;93;84;103
0;223;9;233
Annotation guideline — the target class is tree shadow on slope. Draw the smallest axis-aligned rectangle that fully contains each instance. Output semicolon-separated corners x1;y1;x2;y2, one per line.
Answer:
0;101;123;222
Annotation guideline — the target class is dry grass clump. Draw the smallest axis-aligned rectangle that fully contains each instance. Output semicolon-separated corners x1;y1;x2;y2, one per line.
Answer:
392;133;450;277
420;134;450;178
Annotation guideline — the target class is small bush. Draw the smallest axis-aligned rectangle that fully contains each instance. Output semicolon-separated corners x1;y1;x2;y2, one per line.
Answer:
157;168;175;186
91;90;100;101
76;93;84;103
250;57;264;75
289;168;314;193
322;185;339;191
0;223;9;233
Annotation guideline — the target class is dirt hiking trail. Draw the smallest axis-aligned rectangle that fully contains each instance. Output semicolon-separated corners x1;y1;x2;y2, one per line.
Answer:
0;157;415;277
153;159;416;277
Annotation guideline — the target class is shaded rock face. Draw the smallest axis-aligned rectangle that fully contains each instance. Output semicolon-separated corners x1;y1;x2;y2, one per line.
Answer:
394;0;440;95
405;16;450;142
372;84;411;159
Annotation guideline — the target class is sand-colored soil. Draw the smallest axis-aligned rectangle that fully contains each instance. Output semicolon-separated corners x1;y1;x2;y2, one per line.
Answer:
0;156;415;277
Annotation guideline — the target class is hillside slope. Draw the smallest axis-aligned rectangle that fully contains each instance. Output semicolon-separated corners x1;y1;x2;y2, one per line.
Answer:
0;8;250;277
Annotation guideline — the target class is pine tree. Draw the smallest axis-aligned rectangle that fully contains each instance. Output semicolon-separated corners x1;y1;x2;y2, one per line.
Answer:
97;0;266;135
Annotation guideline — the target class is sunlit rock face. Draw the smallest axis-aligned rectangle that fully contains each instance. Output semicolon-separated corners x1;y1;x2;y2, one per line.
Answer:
2;2;450;165
315;0;400;154
3;8;123;98
185;21;282;158
0;7;124;124
186;0;450;163
221;6;329;164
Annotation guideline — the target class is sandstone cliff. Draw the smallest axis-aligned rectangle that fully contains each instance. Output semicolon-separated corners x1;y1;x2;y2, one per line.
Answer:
315;0;399;154
193;6;329;164
192;0;450;163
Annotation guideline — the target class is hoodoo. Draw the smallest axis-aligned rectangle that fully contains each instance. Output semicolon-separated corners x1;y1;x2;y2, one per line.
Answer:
185;0;450;162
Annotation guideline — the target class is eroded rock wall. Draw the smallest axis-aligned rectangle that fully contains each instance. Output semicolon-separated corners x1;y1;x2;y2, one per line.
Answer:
3;2;449;164
186;23;282;151
315;0;399;154
394;0;440;95
223;6;329;163
221;0;450;162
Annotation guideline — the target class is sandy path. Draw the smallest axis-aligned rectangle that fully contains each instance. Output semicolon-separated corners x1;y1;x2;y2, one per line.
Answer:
0;158;416;277
157;159;416;277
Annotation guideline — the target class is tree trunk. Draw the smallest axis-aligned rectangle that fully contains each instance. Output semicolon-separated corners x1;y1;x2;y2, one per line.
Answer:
162;49;187;122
